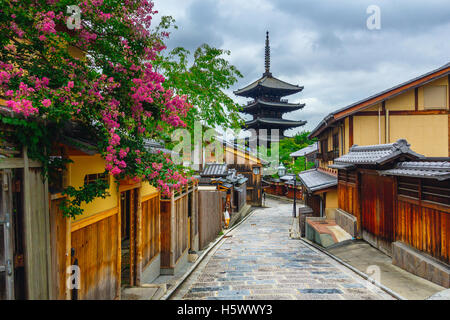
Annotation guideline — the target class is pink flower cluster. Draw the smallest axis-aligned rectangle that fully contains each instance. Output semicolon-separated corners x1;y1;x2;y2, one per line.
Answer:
36;11;56;41
6;99;39;117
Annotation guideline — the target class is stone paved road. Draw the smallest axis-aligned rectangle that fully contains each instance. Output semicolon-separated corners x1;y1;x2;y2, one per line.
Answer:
180;198;394;300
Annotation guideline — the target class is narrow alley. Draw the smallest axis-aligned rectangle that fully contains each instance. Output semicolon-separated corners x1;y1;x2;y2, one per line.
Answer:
172;199;394;300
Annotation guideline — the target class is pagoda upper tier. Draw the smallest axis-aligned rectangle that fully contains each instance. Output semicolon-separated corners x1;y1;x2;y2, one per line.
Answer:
234;75;304;99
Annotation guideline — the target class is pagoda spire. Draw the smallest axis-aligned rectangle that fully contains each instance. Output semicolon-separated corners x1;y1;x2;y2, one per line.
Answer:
264;31;272;77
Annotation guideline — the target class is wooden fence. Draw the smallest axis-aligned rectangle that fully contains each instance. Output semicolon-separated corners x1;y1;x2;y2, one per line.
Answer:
337;170;450;263
198;190;223;250
50;187;160;300
395;176;450;264
140;193;160;271
71;209;119;300
160;182;198;273
50;198;120;300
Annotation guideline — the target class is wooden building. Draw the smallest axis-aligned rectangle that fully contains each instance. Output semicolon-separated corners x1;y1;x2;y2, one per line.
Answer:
49;134;163;299
199;163;248;215
203;142;264;207
298;169;337;217
329;140;449;287
290;142;319;166
308;62;450;220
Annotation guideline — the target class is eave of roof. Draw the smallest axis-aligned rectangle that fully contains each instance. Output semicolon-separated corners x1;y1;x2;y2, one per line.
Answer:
332;139;424;167
290;142;319;157
234;75;304;97
309;62;450;139
379;161;450;181
298;168;337;193
245;117;307;127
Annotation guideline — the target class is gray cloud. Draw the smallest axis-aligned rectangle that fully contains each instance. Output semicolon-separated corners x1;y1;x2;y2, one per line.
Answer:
154;0;450;134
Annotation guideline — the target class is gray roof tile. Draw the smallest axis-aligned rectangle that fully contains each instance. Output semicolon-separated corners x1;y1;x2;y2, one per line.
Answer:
200;163;228;177
380;161;450;181
298;169;337;192
290;142;319;157
331;139;423;166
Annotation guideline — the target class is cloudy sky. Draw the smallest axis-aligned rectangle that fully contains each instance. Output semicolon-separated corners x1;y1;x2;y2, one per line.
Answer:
153;0;450;135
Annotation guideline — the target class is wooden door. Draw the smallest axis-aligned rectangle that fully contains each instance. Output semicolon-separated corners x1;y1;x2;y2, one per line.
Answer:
361;173;395;245
0;170;14;300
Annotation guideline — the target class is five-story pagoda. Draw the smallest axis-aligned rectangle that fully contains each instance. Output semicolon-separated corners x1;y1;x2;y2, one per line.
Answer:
234;32;306;146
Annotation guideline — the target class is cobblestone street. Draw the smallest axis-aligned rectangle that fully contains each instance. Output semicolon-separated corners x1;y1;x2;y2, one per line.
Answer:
179;198;394;300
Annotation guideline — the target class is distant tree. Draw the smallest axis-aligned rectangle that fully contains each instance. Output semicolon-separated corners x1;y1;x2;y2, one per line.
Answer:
279;131;317;174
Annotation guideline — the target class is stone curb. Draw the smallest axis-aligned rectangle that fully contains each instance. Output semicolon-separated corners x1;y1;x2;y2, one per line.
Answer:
299;237;406;300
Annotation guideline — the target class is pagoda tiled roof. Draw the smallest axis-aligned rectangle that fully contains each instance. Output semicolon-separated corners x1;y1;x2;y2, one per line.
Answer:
245;117;307;128
234;75;303;98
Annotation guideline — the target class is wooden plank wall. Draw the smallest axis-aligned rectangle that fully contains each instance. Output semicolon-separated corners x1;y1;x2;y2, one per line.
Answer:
160;193;189;269
198;190;223;250
160;200;171;268
70;210;119;300
49;198;69;300
305;193;322;217
190;187;199;250
174;195;189;264
360;173;395;243
397;197;450;264
141;193;160;269
23;167;51;299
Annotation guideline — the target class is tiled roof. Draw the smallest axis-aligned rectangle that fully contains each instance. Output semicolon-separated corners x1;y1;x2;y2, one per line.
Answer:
200;163;228;177
245;117;307;128
380;161;450;181
234;75;303;98
290;142;319;157
298;169;337;192
330;139;423;167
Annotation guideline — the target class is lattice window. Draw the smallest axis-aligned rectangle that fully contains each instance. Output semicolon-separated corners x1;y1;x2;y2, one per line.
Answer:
421;179;450;206
398;177;419;199
84;172;109;187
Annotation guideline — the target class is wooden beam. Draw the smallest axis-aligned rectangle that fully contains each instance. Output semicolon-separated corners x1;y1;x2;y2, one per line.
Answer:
141;191;158;203
0;158;41;169
136;187;143;286
116;188;121;299
356;110;450;116
70;207;118;232
349;116;354;147
415;87;419;111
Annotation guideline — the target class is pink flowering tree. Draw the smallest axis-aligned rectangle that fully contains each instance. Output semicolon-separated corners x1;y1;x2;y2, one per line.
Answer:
0;0;194;217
